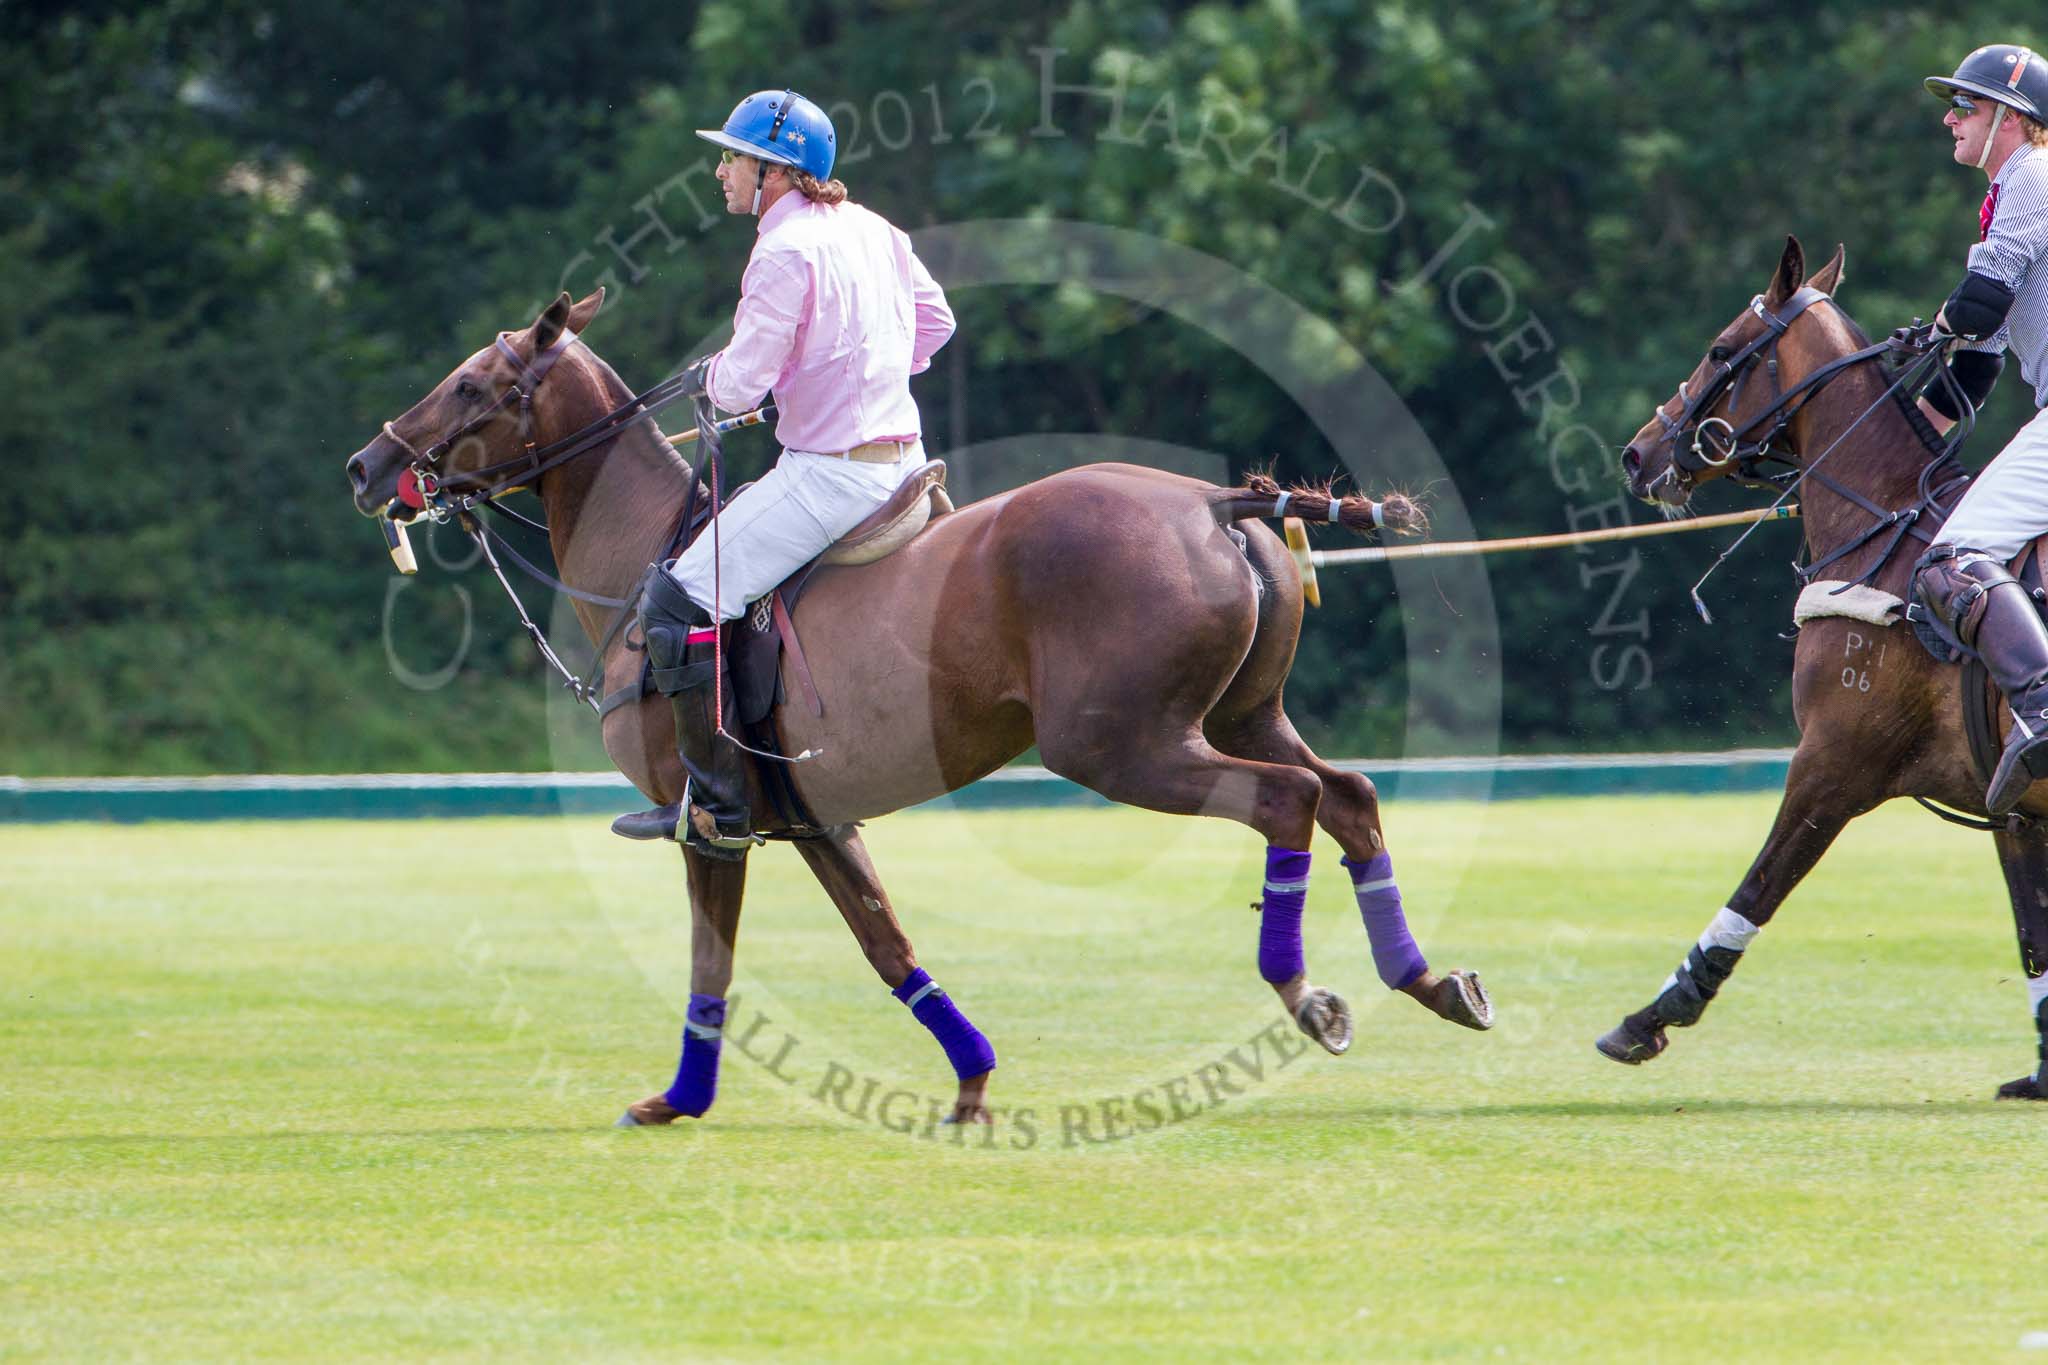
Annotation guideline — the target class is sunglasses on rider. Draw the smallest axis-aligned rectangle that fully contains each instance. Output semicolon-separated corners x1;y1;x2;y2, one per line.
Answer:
1949;93;1980;115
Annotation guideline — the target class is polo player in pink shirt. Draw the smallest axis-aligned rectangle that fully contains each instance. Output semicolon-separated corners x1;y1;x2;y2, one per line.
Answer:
629;89;955;859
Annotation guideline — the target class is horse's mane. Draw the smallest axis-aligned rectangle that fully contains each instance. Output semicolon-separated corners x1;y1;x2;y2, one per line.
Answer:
574;342;695;481
1820;296;1951;462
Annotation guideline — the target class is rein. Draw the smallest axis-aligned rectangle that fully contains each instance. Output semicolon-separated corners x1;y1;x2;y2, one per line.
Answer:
377;332;777;714
1650;291;1977;620
421;403;771;716
387;331;714;514
1653;287;1900;491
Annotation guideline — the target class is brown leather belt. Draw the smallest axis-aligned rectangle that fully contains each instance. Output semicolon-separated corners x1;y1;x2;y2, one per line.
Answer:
816;440;914;463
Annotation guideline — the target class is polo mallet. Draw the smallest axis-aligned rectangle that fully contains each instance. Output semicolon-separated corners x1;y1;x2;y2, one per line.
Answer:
1284;503;1805;606
668;404;775;448
380;518;419;575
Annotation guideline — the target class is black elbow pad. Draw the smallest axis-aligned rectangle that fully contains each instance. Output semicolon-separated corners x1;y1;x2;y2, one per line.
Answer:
1943;271;2017;340
1925;349;2006;421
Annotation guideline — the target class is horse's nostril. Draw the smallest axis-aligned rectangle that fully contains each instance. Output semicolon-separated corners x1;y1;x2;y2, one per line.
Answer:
347;452;369;493
1622;446;1643;476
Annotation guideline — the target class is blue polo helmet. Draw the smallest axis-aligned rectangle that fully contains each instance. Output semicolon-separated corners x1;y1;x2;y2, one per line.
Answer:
696;89;837;180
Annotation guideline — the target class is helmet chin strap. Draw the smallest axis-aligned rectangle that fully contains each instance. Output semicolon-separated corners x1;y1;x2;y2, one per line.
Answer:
1976;102;2010;171
751;158;766;216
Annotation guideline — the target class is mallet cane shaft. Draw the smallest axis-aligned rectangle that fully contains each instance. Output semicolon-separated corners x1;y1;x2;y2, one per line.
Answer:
1300;503;1801;567
667;404;776;446
1283;503;1800;604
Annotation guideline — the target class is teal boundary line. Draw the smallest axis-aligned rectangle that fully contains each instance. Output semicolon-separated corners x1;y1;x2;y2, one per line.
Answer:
1;751;1796;824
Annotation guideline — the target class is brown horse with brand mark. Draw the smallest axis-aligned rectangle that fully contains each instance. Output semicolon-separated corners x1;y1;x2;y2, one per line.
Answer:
1604;235;2048;1098
346;288;1494;1128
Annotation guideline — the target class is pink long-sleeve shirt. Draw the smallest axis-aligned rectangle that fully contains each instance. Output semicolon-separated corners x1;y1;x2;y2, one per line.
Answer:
705;192;955;453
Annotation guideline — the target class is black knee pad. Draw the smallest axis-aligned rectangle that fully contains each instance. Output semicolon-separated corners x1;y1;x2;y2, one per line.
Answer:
1913;546;2012;652
636;564;715;693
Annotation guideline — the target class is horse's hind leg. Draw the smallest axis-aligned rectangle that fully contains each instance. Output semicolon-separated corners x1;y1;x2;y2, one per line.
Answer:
1042;724;1355;1054
619;846;748;1126
794;828;997;1123
1992;824;2048;1100
1595;747;1868;1066
1208;703;1493;1031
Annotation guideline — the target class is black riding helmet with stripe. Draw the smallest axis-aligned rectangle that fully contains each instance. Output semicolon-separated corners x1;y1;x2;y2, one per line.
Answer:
1926;44;2047;123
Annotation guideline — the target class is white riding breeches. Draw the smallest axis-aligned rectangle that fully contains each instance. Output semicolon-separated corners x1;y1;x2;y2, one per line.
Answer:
1934;405;2048;560
667;442;926;621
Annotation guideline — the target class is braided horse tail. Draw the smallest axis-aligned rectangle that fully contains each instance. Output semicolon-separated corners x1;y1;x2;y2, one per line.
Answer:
1208;472;1428;536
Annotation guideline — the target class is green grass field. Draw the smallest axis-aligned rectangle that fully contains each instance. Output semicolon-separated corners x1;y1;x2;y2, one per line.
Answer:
5;794;2046;1361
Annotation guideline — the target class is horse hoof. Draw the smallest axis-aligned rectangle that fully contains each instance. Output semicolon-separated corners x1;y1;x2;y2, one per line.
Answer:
616;1095;680;1126
1995;1074;2047;1100
1595;1018;1668;1066
1294;987;1353;1056
942;1104;994;1125
1437;970;1494;1031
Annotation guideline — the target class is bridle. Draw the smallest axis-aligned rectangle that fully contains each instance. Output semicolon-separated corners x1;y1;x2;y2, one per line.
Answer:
373;329;757;713
381;330;581;512
1648;288;1978;618
1650;285;1853;493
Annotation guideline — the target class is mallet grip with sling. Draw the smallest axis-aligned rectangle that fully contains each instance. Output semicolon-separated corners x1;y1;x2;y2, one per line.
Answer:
381;518;418;575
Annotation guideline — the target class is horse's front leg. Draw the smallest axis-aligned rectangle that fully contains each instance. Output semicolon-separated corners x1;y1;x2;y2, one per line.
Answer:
794;827;997;1124
1597;749;1871;1065
617;847;748;1126
1992;825;2048;1100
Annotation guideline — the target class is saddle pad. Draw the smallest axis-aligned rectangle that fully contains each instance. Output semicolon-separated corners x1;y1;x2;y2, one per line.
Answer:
1793;579;1906;627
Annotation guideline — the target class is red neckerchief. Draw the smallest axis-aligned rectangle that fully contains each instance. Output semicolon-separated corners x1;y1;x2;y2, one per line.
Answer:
1982;181;2002;241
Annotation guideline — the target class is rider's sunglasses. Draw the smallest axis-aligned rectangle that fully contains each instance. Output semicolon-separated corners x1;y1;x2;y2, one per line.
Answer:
719;148;746;165
1950;93;1980;116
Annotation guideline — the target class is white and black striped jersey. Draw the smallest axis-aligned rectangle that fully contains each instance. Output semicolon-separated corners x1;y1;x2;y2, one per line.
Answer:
1970;141;2048;407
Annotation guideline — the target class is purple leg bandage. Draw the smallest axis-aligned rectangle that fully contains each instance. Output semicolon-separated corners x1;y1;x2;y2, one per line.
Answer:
663;993;725;1117
1342;852;1427;990
1258;846;1312;983
893;968;996;1080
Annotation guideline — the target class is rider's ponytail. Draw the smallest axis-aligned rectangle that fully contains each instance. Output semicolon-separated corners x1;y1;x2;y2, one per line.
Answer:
792;170;849;205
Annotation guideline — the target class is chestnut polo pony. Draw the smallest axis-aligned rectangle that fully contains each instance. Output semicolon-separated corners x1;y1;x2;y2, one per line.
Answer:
1604;236;2048;1099
346;289;1493;1128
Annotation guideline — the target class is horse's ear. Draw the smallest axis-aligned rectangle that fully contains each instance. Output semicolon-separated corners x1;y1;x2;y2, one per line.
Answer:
531;291;574;353
1807;243;1847;297
567;287;605;334
1765;235;1806;306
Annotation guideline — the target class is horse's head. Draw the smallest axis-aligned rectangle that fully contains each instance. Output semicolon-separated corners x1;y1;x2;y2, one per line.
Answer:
1621;236;1847;509
346;289;606;519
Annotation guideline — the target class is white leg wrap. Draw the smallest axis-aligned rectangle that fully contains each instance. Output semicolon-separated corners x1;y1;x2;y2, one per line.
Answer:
1698;906;1762;953
2028;972;2048;1013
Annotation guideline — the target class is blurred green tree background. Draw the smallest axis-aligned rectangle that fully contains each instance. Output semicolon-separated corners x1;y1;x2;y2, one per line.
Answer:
2;0;2037;774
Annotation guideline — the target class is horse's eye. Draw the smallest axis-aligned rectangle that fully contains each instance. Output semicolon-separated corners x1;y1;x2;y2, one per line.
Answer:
456;379;481;402
1708;346;1731;364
